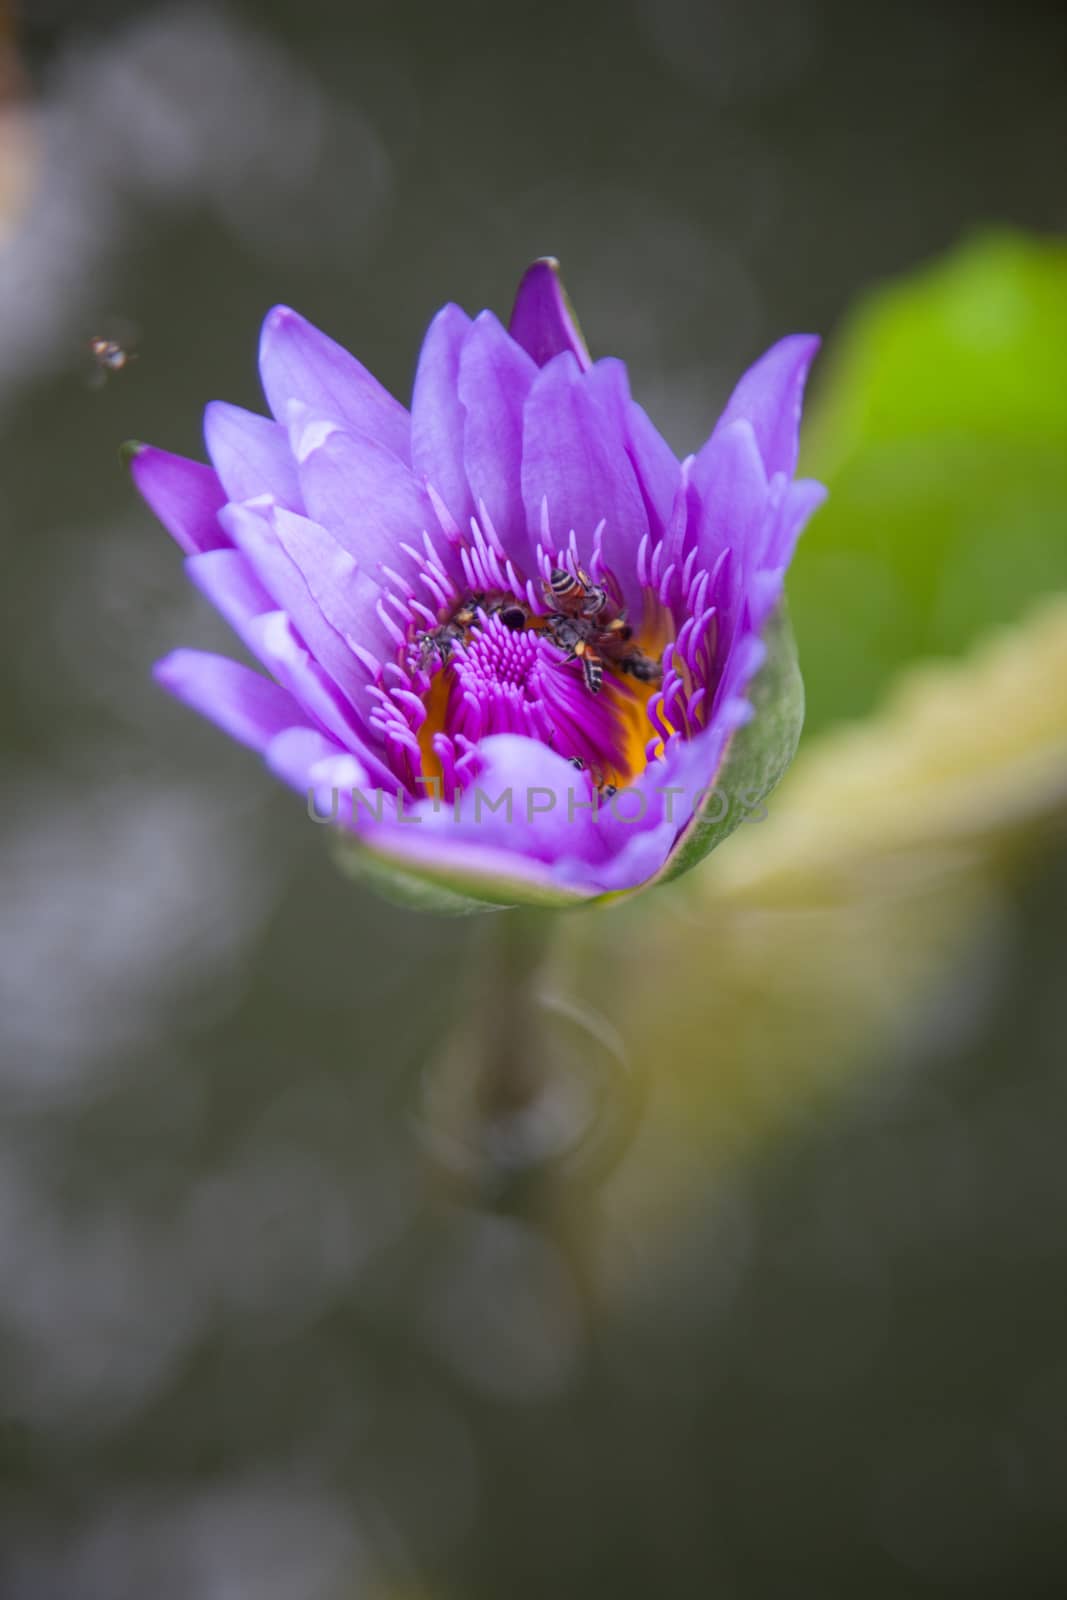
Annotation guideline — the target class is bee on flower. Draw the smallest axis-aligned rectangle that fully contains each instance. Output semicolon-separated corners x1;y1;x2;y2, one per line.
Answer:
131;260;824;908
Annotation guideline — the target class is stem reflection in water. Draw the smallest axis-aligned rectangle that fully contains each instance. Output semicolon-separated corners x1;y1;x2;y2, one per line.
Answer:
415;910;645;1209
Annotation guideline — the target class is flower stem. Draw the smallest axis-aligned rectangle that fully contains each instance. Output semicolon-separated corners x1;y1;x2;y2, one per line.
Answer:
470;908;558;1127
417;906;642;1213
417;908;561;1204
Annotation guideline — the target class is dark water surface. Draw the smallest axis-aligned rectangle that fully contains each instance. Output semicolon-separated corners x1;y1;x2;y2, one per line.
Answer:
2;1;1066;1594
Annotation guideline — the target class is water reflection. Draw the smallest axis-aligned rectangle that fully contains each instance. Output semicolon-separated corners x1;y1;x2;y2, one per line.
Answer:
2;0;1067;1595
0;773;277;1098
0;1;391;411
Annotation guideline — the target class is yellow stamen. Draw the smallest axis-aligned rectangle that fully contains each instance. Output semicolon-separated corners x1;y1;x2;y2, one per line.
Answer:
417;667;450;786
413;603;677;793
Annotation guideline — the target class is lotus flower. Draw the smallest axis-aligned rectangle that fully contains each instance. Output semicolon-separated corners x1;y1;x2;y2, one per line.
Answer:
134;261;824;909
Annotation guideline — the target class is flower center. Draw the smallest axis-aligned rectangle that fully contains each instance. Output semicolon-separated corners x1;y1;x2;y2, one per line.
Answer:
412;598;657;798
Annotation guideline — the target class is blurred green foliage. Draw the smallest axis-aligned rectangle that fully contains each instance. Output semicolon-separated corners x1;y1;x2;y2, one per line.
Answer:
792;231;1067;735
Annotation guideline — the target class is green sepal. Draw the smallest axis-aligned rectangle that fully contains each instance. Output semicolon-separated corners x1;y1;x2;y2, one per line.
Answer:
330;833;592;916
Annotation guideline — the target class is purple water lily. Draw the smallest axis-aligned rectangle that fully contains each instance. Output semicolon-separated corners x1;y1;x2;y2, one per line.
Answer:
135;261;824;907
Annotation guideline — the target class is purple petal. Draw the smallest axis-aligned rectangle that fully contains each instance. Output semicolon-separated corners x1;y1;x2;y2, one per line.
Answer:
130;446;227;555
269;504;398;672
571;810;680;893
338;734;608;896
410;303;475;530
242;609;370;754
153;648;306;751
508;259;592;372
219;500;381;713
458;311;538;559
521;353;649;612
657;454;697;573
591;695;751;891
587;737;716;885
203;401;302;510
266;725;368;801
266;724;351;792
688;418;769;576
185;548;275;653
259;306;411;464
261;666;400;796
749;567;787;629
289;410;433;581
765;476;827;569
184;550;385;761
585;358;680;542
708;333;820;481
420;733;608;865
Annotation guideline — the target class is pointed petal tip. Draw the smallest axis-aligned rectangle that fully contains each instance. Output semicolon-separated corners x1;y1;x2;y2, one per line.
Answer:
260;303;301;339
508;258;592;372
202;396;247;433
795;331;822;369
258;304;313;367
517;256;563;290
126;442;160;486
257;301;412;460
129;444;229;555
151;648;182;685
151;647;308;753
520;256;563;282
785;332;822;384
152;647;203;696
801;476;829;509
470;305;506;334
429;300;473;329
710;331;824;482
757;332;822;392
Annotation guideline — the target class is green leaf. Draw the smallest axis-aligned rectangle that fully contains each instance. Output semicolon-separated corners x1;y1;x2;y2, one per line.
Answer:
563;594;1067;1224
792;230;1067;737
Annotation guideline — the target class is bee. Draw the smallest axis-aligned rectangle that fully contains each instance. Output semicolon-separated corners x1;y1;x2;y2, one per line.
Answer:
593;613;663;684
568;756;617;799
86;323;139;388
619;652;663;684
546;566;584;613
457;594;530;632
415;590;531;672
576;643;603;694
545;609;660;695
597;614;633;645
486;597;530;631
545;614;583;653
90;336;131;372
544;614;603;694
545;565;607;618
415;620;465;670
540;562;663;695
500;603;530;631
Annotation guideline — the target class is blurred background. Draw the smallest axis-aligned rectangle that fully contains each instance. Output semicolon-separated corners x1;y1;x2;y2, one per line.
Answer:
1;0;1066;1595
